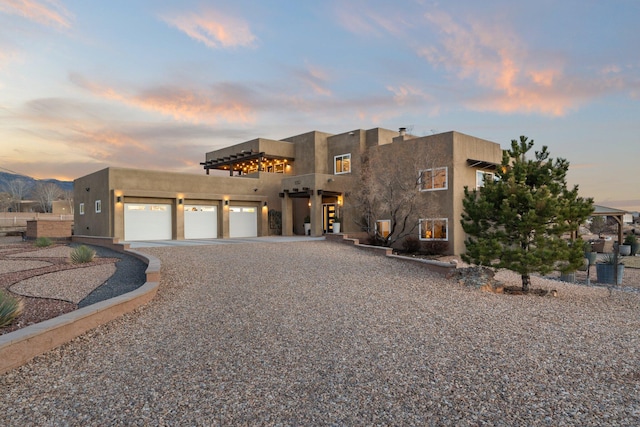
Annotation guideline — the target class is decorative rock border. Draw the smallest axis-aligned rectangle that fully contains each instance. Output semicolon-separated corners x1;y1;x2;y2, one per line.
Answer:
325;233;457;275
0;236;160;375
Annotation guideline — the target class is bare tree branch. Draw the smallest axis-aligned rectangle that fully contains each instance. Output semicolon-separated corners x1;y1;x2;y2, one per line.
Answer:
32;182;64;213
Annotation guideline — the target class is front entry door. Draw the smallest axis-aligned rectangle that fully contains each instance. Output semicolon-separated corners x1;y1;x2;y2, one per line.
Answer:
323;204;337;234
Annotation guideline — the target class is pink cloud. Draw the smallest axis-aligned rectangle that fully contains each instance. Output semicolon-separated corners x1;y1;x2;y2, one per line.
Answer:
0;0;72;28
69;73;255;124
419;11;585;116
161;9;256;49
334;2;409;38
387;85;433;105
294;64;333;97
71;127;153;159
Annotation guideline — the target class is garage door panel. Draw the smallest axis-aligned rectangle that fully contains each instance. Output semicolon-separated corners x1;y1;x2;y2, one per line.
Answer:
229;206;257;238
184;205;217;239
124;204;172;241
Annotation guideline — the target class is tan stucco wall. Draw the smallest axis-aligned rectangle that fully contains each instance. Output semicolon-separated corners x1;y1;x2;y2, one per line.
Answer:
283;131;333;175
451;132;503;254
345;131;502;255
74;168;280;241
366;128;399;148
74;168;112;237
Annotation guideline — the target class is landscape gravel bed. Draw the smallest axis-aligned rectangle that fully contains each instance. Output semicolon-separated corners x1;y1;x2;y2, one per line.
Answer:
11;263;117;304
0;238;148;334
0;241;638;425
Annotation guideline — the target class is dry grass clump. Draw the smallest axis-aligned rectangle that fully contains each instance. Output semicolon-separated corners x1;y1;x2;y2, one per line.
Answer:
70;245;96;264
34;237;52;248
0;290;23;328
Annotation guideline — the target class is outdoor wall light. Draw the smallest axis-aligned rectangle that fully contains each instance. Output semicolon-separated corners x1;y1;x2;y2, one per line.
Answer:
178;198;183;205
225;200;229;206
308;201;311;207
116;196;122;203
264;201;268;207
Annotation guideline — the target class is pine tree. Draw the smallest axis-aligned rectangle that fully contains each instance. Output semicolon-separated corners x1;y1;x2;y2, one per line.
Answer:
461;136;593;292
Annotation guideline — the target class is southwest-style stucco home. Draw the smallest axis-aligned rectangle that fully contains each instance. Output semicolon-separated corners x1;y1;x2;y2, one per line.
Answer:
73;127;502;255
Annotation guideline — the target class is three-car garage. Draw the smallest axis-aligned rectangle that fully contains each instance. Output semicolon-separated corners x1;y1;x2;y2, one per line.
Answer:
122;202;260;241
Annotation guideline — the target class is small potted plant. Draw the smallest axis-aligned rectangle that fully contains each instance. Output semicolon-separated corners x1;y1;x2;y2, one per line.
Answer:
619;241;632;256
303;215;311;236
559;267;576;283
596;253;625;285
332;215;341;234
624;234;639;256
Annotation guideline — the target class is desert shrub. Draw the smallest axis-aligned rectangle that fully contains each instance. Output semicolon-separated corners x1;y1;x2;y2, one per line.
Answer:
70;245;96;264
0;290;24;328
359;234;376;245
34;237;52;247
421;241;449;255
402;236;421;253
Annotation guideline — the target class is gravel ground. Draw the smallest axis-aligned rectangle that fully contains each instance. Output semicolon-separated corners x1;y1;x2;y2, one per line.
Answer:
0;238;147;333
11;263;117;304
1;241;639;426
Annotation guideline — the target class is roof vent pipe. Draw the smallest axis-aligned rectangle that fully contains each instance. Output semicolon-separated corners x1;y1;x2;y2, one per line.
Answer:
399;127;406;136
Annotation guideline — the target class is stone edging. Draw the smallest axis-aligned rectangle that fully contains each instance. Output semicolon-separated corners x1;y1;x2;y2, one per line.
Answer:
0;236;160;375
325;233;458;275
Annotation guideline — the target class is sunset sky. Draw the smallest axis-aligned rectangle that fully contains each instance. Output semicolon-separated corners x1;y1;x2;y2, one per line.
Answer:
0;0;638;211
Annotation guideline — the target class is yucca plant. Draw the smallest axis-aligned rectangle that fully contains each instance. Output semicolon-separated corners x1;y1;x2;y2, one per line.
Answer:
70;245;96;264
34;237;52;247
0;290;24;328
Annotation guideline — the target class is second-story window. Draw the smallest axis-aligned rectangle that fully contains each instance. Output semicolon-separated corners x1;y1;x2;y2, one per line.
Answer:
334;154;351;174
419;167;448;191
476;170;495;188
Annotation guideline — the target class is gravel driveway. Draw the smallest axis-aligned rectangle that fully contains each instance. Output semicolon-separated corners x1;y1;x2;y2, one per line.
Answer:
1;241;639;425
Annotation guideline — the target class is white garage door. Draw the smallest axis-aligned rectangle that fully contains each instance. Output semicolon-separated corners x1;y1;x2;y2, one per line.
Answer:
229;206;258;238
184;205;217;239
124;203;172;241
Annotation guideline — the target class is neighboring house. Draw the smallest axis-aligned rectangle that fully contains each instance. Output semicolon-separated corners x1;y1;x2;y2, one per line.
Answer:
74;127;502;254
14;200;72;215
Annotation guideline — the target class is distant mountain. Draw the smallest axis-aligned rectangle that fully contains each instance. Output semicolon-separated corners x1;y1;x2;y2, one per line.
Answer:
0;172;74;193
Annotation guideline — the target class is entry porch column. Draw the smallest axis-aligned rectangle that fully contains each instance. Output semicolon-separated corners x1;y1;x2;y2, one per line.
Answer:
281;192;293;236
310;190;322;237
